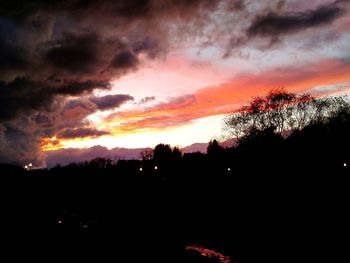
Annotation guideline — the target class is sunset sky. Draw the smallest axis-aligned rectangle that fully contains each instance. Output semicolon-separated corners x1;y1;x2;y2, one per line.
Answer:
1;0;350;166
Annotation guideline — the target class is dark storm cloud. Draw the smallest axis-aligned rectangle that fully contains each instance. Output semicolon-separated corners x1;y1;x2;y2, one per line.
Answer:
0;40;28;72
0;78;54;121
247;3;345;38
0;0;218;22
110;51;139;70
0;0;221;81
44;33;148;81
0;18;28;73
45;33;99;74
0;124;44;165
0;77;111;122
59;127;110;139
90;94;134;110
56;80;110;95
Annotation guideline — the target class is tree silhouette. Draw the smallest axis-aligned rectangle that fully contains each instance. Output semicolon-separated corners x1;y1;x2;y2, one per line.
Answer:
172;146;182;160
224;88;347;138
153;144;173;161
207;140;222;156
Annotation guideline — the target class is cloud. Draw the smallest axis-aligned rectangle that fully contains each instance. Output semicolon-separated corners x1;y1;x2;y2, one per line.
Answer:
0;38;28;72
223;0;350;55
247;3;345;38
0;77;55;121
0;77;111;122
61;99;96;122
57;94;134;134
139;96;156;104
45;33;100;74
110;51;139;70
311;81;350;95
0;1;219;22
58;128;110;139
55;80;111;95
90;94;134;110
0;120;48;166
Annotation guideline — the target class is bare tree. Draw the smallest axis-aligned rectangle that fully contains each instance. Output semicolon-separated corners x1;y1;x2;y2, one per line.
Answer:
224;89;347;138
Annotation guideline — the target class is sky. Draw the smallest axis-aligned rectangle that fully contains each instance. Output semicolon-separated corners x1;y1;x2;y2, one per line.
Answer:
1;0;350;167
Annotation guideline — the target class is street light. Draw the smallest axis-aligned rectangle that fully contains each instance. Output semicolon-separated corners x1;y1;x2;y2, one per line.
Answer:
227;167;231;171
24;165;28;170
28;163;32;170
139;167;143;172
344;162;347;167
154;166;158;170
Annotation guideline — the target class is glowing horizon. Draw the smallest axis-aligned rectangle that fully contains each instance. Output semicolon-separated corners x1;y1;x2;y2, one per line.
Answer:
41;57;350;151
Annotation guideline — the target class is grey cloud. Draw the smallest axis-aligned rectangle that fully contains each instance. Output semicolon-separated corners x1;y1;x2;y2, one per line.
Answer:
132;37;162;58
247;3;345;38
90;94;134;110
139;96;155;104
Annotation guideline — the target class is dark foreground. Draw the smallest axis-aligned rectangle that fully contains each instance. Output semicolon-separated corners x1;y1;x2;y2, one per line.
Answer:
0;167;348;263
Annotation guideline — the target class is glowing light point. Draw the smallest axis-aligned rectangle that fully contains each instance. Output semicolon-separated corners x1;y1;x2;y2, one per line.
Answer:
227;167;231;171
154;166;158;170
24;165;28;169
344;163;347;167
29;163;32;167
57;220;62;224
139;167;143;172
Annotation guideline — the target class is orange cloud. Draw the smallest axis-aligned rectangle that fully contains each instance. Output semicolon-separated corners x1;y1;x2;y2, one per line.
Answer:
41;137;63;151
